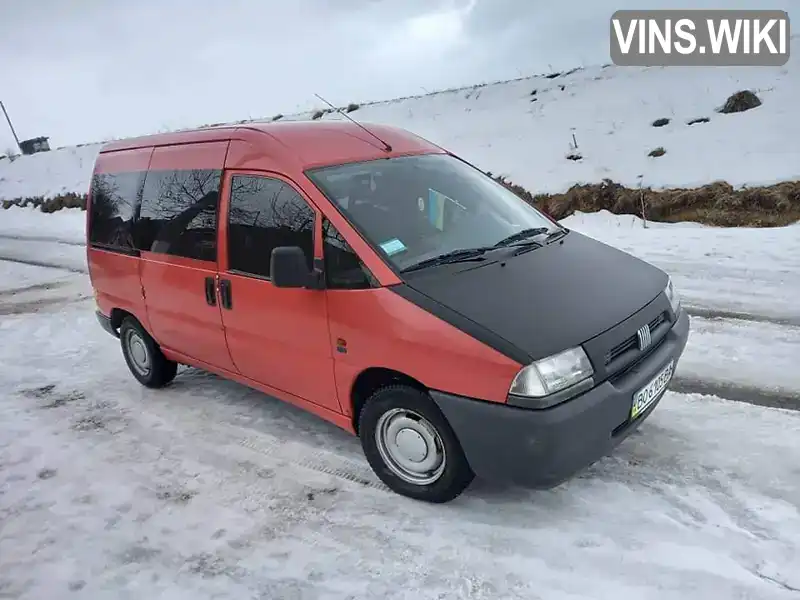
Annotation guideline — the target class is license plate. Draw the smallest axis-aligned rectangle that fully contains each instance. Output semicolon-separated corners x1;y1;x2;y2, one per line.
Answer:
631;360;674;419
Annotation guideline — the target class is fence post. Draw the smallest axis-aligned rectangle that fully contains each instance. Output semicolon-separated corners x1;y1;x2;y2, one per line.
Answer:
1;100;22;154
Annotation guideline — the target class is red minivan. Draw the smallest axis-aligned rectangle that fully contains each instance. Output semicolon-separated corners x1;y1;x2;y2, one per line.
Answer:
87;120;689;503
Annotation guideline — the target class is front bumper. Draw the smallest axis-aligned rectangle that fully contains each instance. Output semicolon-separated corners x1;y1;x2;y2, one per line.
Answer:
430;308;690;488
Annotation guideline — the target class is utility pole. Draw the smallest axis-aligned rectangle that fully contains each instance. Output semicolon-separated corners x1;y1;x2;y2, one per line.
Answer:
0;100;22;153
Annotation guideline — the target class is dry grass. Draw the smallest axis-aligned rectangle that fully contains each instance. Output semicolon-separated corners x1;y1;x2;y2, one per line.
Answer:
2;193;87;212
490;176;800;227
3;177;800;228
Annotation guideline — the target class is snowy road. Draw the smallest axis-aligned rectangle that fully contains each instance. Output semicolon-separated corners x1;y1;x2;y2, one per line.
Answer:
1;210;799;599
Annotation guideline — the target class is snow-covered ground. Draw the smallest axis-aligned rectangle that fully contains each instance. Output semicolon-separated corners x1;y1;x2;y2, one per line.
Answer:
2;46;799;202
1;206;799;598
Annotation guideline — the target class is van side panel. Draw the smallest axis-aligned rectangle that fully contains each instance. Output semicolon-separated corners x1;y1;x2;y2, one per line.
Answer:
88;147;153;330
137;141;237;371
92;250;148;324
326;288;523;412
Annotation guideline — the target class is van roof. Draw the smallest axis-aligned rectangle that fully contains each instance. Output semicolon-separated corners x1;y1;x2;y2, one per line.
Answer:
99;120;446;169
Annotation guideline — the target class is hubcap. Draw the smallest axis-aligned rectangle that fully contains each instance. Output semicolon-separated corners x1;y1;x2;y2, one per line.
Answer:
375;408;446;485
125;330;151;376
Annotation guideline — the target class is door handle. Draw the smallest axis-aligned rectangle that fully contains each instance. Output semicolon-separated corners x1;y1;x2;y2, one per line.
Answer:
204;276;217;306
219;279;232;310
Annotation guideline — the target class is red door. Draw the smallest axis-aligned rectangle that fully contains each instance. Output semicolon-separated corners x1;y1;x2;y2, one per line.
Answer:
138;141;236;372
217;170;340;413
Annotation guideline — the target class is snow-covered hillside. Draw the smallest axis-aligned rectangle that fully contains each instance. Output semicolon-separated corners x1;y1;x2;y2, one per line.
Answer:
1;50;798;202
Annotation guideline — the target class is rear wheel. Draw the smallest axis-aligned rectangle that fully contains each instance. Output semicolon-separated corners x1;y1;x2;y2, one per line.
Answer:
119;317;177;388
359;385;474;503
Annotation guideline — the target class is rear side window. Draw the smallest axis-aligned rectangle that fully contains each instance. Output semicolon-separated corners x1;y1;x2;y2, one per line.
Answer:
137;169;221;262
88;171;144;252
228;175;315;279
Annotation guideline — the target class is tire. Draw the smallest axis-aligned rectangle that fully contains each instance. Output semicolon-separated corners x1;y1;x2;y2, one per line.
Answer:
119;317;178;389
358;385;474;503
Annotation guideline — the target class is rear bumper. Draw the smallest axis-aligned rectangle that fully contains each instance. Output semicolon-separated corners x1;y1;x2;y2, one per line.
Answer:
431;308;690;488
96;310;118;338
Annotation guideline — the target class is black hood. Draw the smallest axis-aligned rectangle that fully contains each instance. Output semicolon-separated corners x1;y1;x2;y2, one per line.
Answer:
393;230;668;363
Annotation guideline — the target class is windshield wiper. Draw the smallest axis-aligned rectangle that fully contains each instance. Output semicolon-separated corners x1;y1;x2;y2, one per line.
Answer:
401;247;493;273
541;228;568;243
493;227;550;248
508;229;569;256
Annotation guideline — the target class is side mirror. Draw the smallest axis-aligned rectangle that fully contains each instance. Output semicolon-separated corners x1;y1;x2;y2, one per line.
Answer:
271;246;312;288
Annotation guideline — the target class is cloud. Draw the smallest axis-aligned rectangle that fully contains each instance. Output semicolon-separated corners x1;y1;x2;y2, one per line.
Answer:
0;0;797;149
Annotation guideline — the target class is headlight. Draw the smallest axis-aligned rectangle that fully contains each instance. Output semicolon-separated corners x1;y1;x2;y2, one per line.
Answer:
509;346;594;398
664;277;681;314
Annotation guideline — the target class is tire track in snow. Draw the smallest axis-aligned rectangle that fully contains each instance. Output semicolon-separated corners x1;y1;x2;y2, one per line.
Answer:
0;254;87;273
232;426;389;492
686;306;800;329
75;380;392;495
0;294;91;316
670;377;800;412
0;280;67;297
177;417;388;493
0;233;85;247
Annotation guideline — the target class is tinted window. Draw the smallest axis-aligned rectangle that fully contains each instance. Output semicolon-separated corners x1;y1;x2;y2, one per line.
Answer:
306;154;559;272
323;219;376;289
88;171;144;251
137;169;221;262
228;175;315;278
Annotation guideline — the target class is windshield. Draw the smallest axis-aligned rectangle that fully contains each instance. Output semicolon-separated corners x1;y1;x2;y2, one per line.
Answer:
306;154;560;272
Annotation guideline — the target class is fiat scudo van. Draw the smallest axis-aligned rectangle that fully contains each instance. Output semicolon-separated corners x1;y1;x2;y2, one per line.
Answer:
87;120;689;503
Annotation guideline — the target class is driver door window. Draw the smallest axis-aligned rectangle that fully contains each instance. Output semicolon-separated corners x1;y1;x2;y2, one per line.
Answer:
227;175;315;279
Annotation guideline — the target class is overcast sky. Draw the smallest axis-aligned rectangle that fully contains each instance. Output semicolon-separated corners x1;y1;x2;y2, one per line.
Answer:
0;0;796;149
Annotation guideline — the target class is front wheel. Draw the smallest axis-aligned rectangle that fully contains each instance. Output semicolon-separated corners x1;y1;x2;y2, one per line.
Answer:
358;385;474;503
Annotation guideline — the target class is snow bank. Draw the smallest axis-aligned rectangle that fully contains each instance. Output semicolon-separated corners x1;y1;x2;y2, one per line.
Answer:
0;144;101;200
0;205;85;244
1;51;798;201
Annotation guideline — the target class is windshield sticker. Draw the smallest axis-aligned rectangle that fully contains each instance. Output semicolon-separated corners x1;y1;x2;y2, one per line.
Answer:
379;238;407;256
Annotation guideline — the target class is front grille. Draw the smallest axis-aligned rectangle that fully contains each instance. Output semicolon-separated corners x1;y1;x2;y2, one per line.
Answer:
605;311;668;366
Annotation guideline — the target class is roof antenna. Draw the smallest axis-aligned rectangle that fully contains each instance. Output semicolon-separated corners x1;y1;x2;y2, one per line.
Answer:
314;93;392;152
